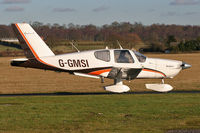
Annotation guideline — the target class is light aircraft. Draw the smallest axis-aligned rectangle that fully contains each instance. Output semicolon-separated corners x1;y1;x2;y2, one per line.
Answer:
11;23;191;93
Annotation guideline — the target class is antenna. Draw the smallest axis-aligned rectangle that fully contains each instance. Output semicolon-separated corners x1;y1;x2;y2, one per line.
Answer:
70;41;80;52
117;40;123;49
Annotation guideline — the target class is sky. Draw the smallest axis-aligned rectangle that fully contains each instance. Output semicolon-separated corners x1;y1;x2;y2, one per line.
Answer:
0;0;200;26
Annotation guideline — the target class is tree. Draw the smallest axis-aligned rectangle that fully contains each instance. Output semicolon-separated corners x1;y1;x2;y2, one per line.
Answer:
68;23;75;29
32;21;43;28
166;35;177;47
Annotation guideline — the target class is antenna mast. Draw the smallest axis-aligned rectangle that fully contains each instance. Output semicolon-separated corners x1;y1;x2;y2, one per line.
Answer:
117;40;123;49
70;41;80;52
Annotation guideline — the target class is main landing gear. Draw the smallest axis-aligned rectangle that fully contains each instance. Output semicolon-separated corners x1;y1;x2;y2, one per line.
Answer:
104;78;130;93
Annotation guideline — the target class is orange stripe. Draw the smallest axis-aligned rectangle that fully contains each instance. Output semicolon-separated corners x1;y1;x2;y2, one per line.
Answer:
143;69;166;77
89;69;111;75
15;24;56;67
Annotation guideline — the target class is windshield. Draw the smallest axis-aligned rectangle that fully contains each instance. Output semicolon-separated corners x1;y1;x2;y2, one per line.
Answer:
133;51;146;63
114;50;134;63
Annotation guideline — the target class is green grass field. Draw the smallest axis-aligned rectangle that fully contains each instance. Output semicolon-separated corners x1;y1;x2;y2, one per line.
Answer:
0;40;145;54
0;93;200;133
0;45;21;52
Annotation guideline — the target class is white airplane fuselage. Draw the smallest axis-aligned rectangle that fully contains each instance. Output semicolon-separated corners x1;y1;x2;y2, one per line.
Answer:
33;49;185;79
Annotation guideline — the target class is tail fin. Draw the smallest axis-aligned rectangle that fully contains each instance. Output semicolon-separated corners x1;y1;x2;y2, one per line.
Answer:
12;23;55;59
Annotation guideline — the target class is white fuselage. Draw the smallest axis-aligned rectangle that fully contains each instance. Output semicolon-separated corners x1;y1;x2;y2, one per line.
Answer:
38;49;183;79
137;58;183;79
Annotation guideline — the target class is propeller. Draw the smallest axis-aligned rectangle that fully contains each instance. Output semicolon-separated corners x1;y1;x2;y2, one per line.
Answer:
181;62;191;69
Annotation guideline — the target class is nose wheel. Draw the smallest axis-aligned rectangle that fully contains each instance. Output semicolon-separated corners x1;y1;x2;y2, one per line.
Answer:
162;79;164;84
145;78;173;92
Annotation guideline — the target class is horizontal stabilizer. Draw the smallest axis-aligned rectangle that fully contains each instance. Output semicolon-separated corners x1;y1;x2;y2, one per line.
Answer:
10;58;28;66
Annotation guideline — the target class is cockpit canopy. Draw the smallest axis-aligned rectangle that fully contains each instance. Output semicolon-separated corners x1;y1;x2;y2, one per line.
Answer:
94;49;146;63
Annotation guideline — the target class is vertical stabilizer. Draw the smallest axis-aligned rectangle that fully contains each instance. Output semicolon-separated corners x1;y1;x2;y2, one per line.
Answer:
12;23;55;59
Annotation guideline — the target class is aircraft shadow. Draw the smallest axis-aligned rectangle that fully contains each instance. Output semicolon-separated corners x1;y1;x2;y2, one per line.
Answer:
0;90;200;97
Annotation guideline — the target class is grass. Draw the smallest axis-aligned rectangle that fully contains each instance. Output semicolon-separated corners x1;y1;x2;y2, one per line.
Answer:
0;45;21;52
0;40;146;54
52;44;105;53
0;93;200;133
0;41;106;54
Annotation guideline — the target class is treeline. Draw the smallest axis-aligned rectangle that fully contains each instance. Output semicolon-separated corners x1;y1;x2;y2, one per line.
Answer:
1;21;200;52
169;38;200;52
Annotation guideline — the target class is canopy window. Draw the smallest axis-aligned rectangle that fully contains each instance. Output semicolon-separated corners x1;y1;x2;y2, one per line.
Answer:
94;50;110;62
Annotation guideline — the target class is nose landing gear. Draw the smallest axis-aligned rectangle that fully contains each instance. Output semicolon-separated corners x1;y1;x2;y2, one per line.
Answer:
145;79;173;92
